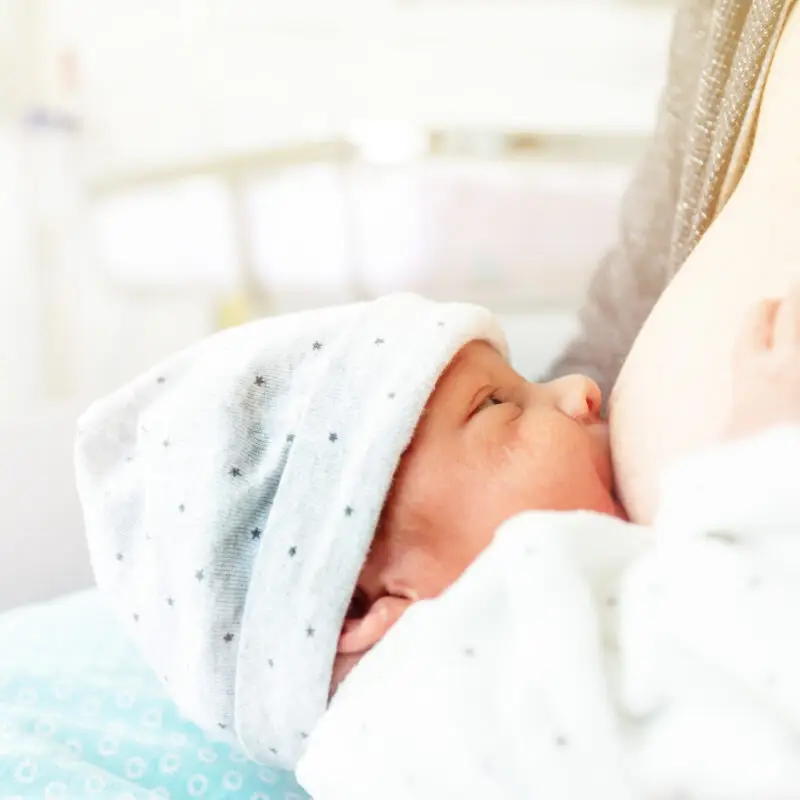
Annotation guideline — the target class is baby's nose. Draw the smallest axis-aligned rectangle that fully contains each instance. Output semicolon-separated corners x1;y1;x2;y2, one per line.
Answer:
547;375;603;423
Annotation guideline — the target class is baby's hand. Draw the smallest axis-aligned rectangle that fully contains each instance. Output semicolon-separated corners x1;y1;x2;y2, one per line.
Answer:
726;286;800;441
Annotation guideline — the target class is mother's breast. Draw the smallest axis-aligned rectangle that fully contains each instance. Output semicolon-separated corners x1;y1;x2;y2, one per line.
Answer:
609;2;800;524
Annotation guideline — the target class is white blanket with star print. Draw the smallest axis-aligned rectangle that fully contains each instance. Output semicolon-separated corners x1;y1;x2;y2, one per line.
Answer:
297;426;800;800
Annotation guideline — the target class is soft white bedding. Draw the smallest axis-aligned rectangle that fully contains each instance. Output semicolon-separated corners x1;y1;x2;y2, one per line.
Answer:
299;427;800;799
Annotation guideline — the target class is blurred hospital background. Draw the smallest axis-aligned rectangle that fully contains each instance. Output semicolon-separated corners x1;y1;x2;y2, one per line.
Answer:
0;0;677;424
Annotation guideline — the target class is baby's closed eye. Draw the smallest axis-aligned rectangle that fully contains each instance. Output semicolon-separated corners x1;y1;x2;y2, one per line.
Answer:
476;395;504;413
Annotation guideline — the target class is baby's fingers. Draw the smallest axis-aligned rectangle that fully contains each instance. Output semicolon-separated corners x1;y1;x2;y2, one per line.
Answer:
736;297;781;357
773;284;800;350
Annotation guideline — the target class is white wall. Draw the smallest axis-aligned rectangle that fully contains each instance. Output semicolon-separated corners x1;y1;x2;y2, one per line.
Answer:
41;1;673;178
1;0;677;418
0;131;44;420
0;399;93;612
0;1;43;419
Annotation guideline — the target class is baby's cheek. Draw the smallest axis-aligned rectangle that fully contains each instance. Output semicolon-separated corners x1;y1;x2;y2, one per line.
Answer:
508;433;600;512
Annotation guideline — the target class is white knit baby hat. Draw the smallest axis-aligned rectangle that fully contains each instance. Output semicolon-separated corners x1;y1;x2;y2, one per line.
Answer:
75;293;507;770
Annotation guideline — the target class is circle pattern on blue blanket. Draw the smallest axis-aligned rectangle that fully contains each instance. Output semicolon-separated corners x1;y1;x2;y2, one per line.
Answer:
0;591;309;799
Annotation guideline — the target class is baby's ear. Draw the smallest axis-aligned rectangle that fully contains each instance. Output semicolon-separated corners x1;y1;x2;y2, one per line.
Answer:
337;595;410;655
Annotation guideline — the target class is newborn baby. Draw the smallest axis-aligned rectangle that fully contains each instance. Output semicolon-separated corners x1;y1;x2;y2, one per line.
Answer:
76;291;800;794
332;334;626;690
77;294;545;767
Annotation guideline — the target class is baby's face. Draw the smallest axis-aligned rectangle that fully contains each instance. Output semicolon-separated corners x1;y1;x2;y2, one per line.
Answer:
334;341;622;688
379;340;621;588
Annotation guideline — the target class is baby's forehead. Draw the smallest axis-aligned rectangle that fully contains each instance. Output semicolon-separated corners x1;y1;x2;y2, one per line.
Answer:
439;339;507;386
425;341;513;415
381;342;501;514
454;338;504;365
380;339;512;508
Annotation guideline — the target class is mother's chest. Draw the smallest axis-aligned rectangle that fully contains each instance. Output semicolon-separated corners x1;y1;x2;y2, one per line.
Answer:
609;3;800;524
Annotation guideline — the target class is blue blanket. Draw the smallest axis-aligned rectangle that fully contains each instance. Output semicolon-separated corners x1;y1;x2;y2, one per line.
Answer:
0;590;308;799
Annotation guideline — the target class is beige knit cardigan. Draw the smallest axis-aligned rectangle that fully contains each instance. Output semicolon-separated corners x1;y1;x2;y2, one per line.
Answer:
548;0;797;396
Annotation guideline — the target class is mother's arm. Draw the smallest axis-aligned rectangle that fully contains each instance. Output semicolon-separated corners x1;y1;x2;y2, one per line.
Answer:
545;0;714;398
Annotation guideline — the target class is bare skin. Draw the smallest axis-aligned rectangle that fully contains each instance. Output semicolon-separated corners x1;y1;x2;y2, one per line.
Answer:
332;340;624;690
610;1;800;524
726;287;800;442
